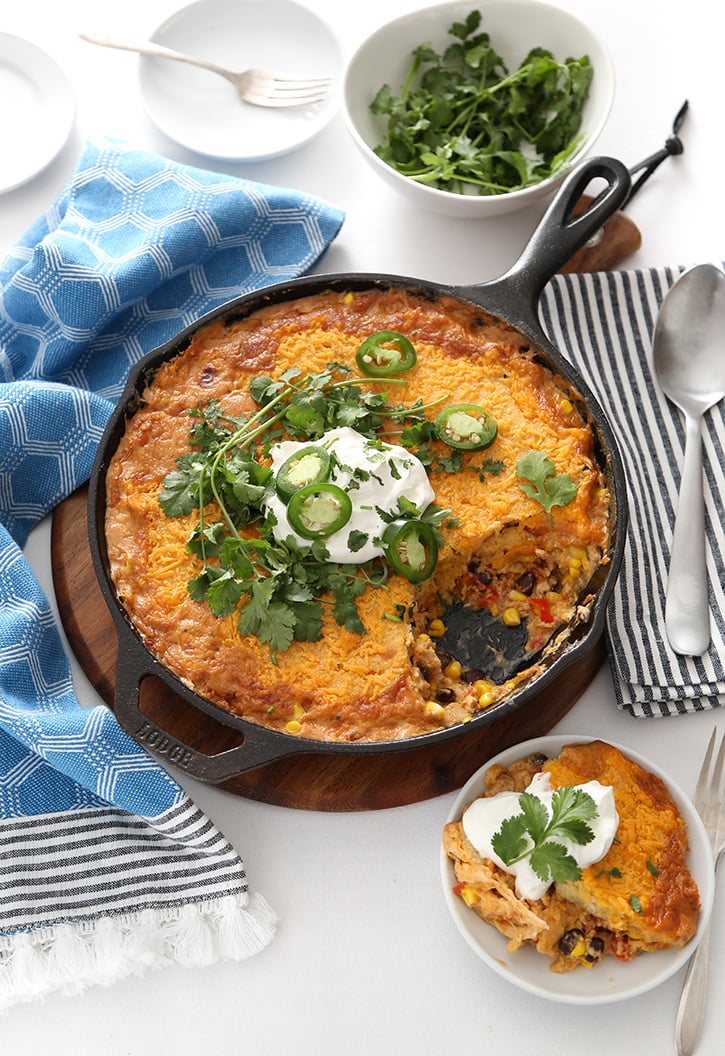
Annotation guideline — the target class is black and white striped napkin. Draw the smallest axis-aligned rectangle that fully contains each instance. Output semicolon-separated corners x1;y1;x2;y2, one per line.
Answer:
540;266;725;717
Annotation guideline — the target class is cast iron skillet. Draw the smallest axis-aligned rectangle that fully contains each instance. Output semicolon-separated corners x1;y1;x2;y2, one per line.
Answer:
88;155;631;782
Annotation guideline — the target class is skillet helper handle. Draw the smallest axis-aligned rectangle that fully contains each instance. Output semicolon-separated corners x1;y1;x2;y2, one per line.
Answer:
112;640;305;782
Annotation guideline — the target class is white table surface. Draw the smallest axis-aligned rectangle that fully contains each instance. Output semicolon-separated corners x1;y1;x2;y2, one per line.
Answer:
3;0;724;1053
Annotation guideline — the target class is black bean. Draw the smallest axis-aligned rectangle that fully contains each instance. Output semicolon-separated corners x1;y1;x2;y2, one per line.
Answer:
467;559;492;585
435;688;456;703
585;936;605;963
434;648;453;670
514;570;536;596
528;752;548;767
558;929;584;955
461;668;486;683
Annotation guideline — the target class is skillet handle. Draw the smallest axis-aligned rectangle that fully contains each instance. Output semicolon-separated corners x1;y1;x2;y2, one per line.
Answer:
112;638;308;782
479;156;632;321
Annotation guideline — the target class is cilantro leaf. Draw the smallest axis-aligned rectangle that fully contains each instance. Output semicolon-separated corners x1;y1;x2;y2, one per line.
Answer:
237;580;297;657
158;453;209;517
490;784;599;887
491;812;529;864
516;450;577;524
205;569;245;617
289;601;324;643
529;841;581;884
518;791;550;844
328;571;367;634
347;530;369;553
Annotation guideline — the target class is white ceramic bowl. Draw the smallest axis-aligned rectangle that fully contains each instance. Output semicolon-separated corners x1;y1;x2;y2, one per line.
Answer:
440;734;715;1004
139;0;343;161
343;1;615;218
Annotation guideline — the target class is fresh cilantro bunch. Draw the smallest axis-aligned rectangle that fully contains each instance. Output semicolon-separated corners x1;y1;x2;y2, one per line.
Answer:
492;785;598;884
157;365;443;660
248;364;417;443
516;450;577;524
370;9;593;196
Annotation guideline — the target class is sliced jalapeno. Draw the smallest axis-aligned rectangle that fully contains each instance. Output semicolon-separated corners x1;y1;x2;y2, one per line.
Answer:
287;483;352;540
275;445;331;504
355;331;417;376
383;519;439;583
435;403;497;450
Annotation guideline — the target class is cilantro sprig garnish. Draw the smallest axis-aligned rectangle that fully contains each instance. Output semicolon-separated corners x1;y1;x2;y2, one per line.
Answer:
516;450;577;525
157;363;453;659
370;9;593;197
400;418;503;479
491;786;598;885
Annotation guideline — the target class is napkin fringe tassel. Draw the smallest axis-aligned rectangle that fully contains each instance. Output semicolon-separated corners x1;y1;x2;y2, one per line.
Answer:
0;890;277;1013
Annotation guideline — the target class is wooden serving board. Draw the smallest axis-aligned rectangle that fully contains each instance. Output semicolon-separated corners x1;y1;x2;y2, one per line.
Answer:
51;485;605;811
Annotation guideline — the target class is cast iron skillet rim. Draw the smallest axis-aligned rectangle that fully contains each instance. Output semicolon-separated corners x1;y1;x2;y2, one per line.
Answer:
87;156;630;776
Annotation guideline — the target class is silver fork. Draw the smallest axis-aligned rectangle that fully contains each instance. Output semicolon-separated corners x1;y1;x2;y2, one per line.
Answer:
79;33;332;108
675;728;725;1056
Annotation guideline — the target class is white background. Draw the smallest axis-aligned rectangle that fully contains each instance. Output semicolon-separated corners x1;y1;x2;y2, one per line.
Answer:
2;1;724;1053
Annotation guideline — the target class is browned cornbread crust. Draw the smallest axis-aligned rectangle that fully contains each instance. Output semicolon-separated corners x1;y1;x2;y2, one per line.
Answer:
105;287;611;742
443;740;700;971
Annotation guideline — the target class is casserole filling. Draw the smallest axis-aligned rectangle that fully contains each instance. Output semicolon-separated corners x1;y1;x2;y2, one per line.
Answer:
104;287;612;743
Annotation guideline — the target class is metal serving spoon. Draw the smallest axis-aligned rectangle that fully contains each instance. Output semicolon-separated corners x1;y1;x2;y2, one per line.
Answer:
652;263;725;655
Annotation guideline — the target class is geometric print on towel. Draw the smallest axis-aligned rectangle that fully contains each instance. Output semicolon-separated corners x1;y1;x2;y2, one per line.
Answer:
0;137;343;1009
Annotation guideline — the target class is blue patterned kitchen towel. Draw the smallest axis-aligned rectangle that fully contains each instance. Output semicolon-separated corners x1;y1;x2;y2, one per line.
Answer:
0;137;344;1011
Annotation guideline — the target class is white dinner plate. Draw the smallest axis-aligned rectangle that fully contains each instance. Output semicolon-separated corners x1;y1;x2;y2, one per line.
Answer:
440;734;716;1004
0;34;75;193
139;0;343;161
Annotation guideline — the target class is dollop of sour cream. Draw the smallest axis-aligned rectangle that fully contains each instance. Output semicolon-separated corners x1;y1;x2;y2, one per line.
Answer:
462;772;619;901
263;426;434;563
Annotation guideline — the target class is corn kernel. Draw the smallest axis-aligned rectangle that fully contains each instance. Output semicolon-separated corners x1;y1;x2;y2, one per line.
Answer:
428;619;446;638
571;546;587;561
424;701;446;718
473;679;493;696
508;589;528;602
417;633;431;645
459;885;479;907
291;704;305;719
502;607;521;626
571;939;587;958
342;291;354;304
560;398;573;413
478;690;496;708
285;720;302;734
444;659;463;679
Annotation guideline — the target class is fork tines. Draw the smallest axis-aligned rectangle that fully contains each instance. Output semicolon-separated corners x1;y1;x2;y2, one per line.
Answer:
244;70;332;108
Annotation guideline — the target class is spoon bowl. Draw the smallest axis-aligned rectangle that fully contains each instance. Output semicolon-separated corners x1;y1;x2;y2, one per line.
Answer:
652;263;725;655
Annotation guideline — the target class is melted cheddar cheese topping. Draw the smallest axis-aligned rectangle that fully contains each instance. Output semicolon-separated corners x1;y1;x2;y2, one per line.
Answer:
105;288;612;742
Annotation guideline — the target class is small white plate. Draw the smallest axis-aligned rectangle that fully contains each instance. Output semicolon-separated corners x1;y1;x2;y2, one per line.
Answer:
139;0;343;161
0;34;75;193
440;734;716;1004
